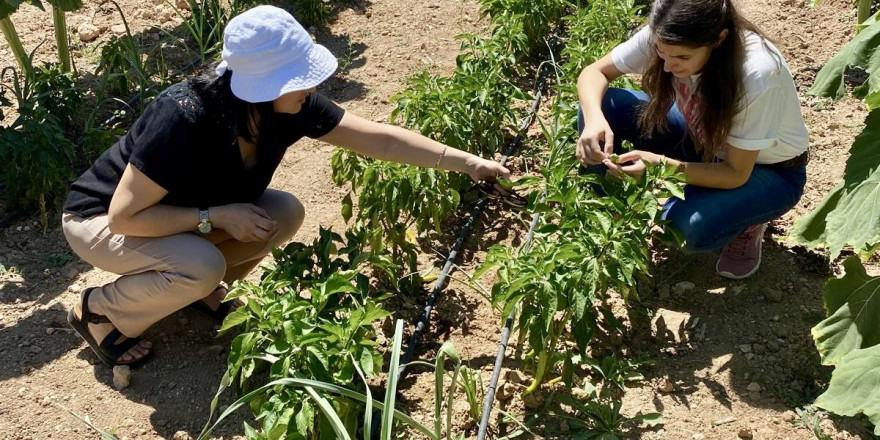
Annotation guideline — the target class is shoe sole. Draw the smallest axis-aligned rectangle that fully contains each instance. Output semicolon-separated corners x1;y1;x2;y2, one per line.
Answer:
716;250;762;280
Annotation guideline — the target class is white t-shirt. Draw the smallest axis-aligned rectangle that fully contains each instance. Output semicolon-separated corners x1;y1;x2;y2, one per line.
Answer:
610;27;809;164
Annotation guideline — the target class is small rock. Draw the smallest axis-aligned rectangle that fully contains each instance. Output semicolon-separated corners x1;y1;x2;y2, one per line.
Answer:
659;378;675;393
46;328;55;335
427;2;441;7
737;428;753;438
113;365;131;390
110;24;127;34
752;344;765;354
522;391;544;409
77;23;101;42
28;345;42;355
767;341;780;352
739;344;752;353
693;434;705;440
781;410;797;422
745;353;755;361
69;284;83;294
765;288;783;303
746;382;762;392
175;0;190;9
173;431;191;440
673;281;695;294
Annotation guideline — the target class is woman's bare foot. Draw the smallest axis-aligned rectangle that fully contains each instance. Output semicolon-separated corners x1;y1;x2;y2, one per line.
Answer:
73;301;152;364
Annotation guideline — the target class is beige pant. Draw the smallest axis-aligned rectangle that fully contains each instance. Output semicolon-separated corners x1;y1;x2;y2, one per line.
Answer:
62;189;304;336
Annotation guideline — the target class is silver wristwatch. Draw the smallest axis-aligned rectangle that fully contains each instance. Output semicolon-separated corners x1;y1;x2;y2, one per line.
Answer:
198;208;212;234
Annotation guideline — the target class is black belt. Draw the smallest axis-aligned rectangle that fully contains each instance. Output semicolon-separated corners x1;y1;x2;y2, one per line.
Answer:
766;150;809;169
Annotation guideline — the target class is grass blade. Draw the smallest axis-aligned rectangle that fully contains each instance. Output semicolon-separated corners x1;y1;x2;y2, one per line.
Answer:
303;386;353;440
382;319;405;439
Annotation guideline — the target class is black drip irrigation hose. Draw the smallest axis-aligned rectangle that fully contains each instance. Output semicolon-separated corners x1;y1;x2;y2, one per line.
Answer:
476;203;544;440
396;61;552;384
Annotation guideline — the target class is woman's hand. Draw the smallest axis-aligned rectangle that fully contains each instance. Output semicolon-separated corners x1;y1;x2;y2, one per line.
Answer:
212;203;278;242
603;150;665;180
465;156;510;182
576;117;615;166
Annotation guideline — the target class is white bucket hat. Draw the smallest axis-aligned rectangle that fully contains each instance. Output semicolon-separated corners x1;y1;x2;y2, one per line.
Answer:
215;5;338;103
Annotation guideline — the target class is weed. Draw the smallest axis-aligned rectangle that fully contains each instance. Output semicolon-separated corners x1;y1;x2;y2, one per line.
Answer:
794;405;833;440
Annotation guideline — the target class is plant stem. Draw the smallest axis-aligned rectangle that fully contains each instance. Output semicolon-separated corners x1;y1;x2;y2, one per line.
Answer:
53;8;71;72
857;0;871;26
0;18;30;75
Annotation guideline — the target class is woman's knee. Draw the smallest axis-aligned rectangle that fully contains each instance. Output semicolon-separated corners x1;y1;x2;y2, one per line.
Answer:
259;190;305;243
175;243;227;297
664;207;723;252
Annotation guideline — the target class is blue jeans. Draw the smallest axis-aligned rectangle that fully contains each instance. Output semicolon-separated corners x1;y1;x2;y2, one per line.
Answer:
578;88;807;252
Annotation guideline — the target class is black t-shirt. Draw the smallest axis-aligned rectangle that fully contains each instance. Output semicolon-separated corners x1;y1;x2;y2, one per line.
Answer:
64;80;345;218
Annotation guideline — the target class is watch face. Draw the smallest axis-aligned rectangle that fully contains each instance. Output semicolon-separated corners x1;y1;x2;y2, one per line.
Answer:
198;222;212;234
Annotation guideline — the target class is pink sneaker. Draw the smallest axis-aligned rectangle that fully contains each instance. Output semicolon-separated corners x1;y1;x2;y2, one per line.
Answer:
716;223;768;280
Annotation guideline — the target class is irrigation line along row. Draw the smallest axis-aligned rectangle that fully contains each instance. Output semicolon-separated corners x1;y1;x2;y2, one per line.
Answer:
396;61;552;384
476;201;544;440
366;55;555;440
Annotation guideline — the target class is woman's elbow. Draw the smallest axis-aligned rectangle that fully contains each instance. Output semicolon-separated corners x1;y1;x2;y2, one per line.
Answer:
106;210;131;235
722;172;751;189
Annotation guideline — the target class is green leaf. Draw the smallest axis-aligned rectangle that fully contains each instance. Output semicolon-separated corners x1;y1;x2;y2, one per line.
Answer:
359;348;375;376
807;19;880;106
789;109;880;259
341;193;353;223
295;402;315;437
812;256;880;365
218;307;250;333
814;343;880;436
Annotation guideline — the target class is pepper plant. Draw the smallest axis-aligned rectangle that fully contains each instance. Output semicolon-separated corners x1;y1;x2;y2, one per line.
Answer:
214;227;395;438
331;151;460;289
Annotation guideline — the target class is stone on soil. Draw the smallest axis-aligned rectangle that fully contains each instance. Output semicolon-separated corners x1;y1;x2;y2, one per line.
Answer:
673;281;695;294
113;365;131;390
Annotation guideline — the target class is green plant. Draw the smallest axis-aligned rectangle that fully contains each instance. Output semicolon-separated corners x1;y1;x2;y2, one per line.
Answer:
331;152;460;288
584;355;648;398
202;319;472;440
793;405;833;440
551;393;662;439
478;0;570;59
806;257;880;434
170;0;256;64
790;20;880;258
206;228;395;438
475;108;683;396
0;63;80;225
94;1;169;104
0;0;83;75
459;365;485;424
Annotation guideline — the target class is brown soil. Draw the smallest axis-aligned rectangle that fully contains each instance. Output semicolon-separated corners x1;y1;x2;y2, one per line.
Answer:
0;0;875;439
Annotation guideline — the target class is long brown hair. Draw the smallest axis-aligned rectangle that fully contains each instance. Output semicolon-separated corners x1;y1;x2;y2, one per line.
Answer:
639;0;763;161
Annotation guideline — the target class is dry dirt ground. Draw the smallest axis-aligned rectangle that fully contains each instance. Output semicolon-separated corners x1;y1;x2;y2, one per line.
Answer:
0;0;876;439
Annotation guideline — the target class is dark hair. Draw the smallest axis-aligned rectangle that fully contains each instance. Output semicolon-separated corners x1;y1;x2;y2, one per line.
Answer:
190;69;280;160
639;0;764;162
